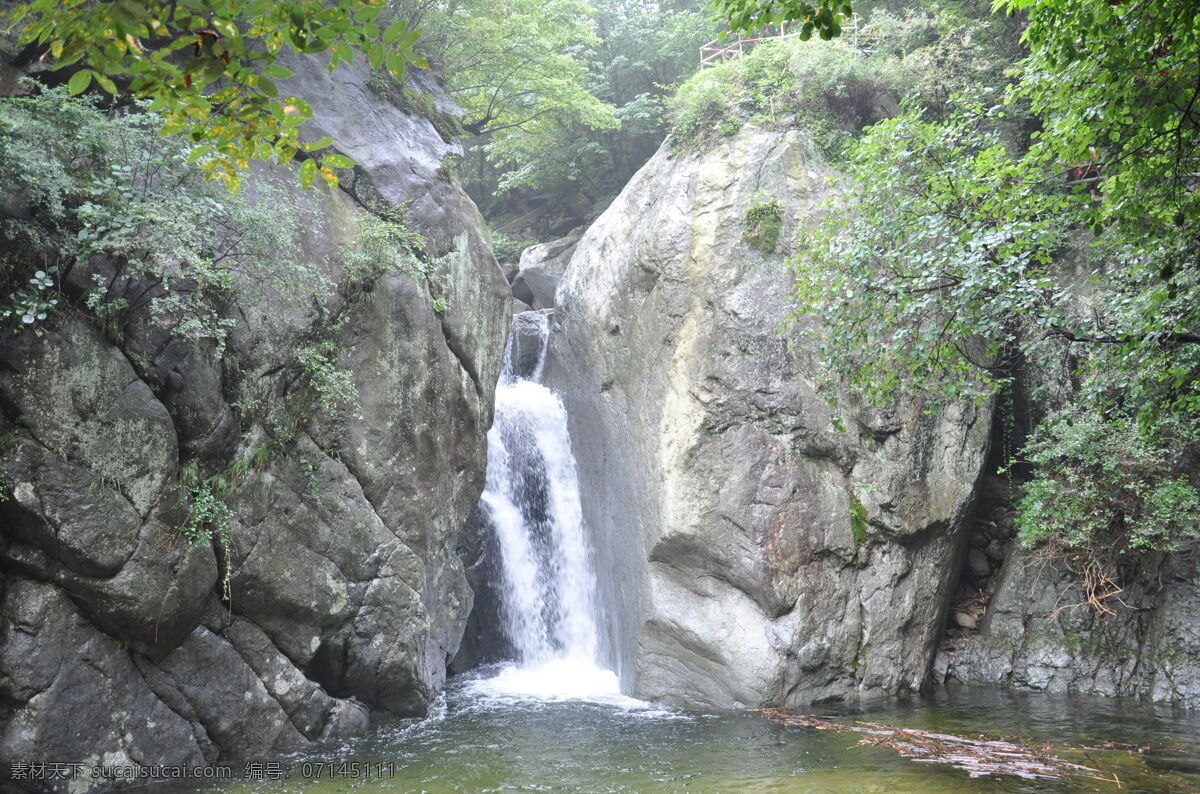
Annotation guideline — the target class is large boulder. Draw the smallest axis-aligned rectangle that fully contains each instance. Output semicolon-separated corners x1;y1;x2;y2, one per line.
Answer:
544;127;992;709
0;56;509;789
943;542;1200;709
510;234;581;308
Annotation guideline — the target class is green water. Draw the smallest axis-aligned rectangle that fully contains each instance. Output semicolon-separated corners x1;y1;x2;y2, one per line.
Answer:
208;669;1200;794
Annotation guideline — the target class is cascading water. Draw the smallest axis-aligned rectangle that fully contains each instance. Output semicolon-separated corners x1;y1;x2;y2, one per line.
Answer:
468;311;628;703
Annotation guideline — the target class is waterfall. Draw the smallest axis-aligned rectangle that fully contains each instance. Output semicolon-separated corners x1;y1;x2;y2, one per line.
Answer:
470;311;623;702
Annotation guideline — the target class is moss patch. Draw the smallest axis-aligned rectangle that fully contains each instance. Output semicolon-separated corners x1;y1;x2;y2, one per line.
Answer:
744;196;784;252
849;492;869;549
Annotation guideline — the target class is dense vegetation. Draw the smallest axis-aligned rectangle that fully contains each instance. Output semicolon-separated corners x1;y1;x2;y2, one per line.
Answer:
399;0;717;231
739;0;1200;608
667;4;1019;157
0;86;432;586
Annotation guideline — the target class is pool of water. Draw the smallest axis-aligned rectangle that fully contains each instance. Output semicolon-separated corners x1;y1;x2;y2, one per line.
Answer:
200;663;1200;794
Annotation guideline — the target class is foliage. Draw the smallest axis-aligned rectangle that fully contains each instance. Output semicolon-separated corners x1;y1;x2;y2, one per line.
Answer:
175;463;236;600
744;195;784;252
296;340;359;414
1014;408;1200;613
859;7;1024;124
420;0;617;140
0;265;58;336
712;0;853;41
340;204;429;288
787;99;1072;407
1003;0;1200;237
669;70;739;149
779;0;1200;421
999;0;1200;431
416;0;716;221
765;0;1200;601
849;491;868;549
669;2;1019;156
3;0;424;190
501;0;713;195
0;87;307;347
1016;410;1200;556
668;37;890;156
490;233;536;263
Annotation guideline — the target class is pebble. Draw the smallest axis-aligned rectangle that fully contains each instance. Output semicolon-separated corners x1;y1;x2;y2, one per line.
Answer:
954;612;978;630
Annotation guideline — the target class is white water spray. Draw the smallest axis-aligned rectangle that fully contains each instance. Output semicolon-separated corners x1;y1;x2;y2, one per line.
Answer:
470;312;623;702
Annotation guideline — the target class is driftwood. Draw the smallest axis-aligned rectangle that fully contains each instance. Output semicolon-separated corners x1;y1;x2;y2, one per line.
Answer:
758;708;1120;784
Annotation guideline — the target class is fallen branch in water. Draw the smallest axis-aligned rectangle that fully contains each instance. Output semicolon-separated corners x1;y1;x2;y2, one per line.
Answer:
758;708;1121;784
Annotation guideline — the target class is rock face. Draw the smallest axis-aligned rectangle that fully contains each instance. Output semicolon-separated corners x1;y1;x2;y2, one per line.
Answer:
510;234;581;309
544;127;993;709
0;59;509;789
942;542;1200;709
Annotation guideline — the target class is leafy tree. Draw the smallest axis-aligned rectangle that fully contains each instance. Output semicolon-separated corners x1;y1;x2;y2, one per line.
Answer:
422;0;617;138
1004;0;1200;426
788;98;1072;407
412;0;715;223
668;37;889;156
766;0;1200;603
0;86;307;343
711;0;853;40
4;0;425;189
785;0;1200;420
1014;407;1200;613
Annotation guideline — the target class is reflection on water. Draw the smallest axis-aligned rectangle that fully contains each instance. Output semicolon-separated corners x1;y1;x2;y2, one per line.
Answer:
201;671;1200;794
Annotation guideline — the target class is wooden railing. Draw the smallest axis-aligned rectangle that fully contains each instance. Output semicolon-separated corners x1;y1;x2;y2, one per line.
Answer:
699;16;863;68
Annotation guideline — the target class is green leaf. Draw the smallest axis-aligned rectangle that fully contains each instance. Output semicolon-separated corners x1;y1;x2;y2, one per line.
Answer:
299;158;317;188
385;49;405;79
94;72;118;95
333;39;355;65
354;5;383;23
322;153;355;168
396;30;420;51
383;19;407;45
186;144;214;164
367;44;384;72
303;136;335;152
67;69;93;95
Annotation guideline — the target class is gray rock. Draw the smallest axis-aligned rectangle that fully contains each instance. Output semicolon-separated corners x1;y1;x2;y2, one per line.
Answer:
510;234;580;308
967;548;992;579
505;310;553;380
0;53;509;773
152;626;310;759
949;542;1200;710
544;126;992;709
221;618;369;742
0;318;178;517
0;579;208;793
